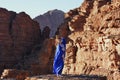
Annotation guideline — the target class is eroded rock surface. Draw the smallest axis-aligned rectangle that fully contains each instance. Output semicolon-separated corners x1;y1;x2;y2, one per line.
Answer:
24;1;120;80
0;0;120;80
1;69;30;80
60;0;120;80
25;74;106;80
0;8;41;74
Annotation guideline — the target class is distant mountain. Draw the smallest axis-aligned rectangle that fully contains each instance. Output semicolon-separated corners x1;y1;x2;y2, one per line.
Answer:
34;9;65;37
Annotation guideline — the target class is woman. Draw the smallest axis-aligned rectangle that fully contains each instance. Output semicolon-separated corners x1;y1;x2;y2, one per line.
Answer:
53;37;66;76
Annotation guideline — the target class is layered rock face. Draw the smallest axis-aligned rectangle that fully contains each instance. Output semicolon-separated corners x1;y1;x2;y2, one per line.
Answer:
24;1;120;80
1;0;120;79
23;10;66;75
23;38;56;75
0;8;41;74
34;9;64;37
59;0;120;80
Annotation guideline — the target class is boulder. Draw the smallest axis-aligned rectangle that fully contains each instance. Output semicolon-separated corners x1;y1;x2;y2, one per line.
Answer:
1;69;30;80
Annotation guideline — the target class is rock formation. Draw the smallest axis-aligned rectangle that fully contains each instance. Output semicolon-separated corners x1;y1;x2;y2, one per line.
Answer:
22;0;120;80
60;0;120;80
1;69;30;80
0;8;41;74
23;38;56;75
0;0;120;80
34;9;64;37
25;74;107;80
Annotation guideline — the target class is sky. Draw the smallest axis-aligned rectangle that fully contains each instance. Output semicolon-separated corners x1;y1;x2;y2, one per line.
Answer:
0;0;83;18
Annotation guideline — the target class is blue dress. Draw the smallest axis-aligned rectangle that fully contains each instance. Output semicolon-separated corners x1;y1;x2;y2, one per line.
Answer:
53;38;66;75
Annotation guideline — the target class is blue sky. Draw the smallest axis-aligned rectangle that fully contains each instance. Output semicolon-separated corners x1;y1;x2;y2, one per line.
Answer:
0;0;83;18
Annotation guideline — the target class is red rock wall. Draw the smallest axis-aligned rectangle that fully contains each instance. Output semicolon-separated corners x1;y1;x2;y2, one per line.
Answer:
60;0;120;80
0;8;41;74
21;1;120;80
25;1;120;79
1;0;120;79
23;38;56;75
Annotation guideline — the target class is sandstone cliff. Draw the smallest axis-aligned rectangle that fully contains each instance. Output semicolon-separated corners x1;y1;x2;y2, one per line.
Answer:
61;0;120;80
0;8;64;79
34;9;64;37
21;0;120;80
21;1;120;80
0;8;41;74
26;0;120;80
1;0;120;80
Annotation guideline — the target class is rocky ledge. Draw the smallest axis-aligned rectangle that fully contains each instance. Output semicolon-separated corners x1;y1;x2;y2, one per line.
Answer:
25;74;106;80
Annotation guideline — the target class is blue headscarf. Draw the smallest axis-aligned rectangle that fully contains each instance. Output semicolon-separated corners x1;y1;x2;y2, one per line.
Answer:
53;37;66;75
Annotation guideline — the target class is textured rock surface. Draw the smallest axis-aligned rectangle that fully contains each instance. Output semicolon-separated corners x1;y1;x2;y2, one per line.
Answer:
0;8;41;74
25;74;106;80
34;9;64;37
23;38;56;75
61;0;120;80
113;0;120;3
23;1;120;80
0;0;120;80
1;69;30;80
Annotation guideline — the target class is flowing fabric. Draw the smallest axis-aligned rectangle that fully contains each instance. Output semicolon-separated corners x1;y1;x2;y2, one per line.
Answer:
53;38;66;75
